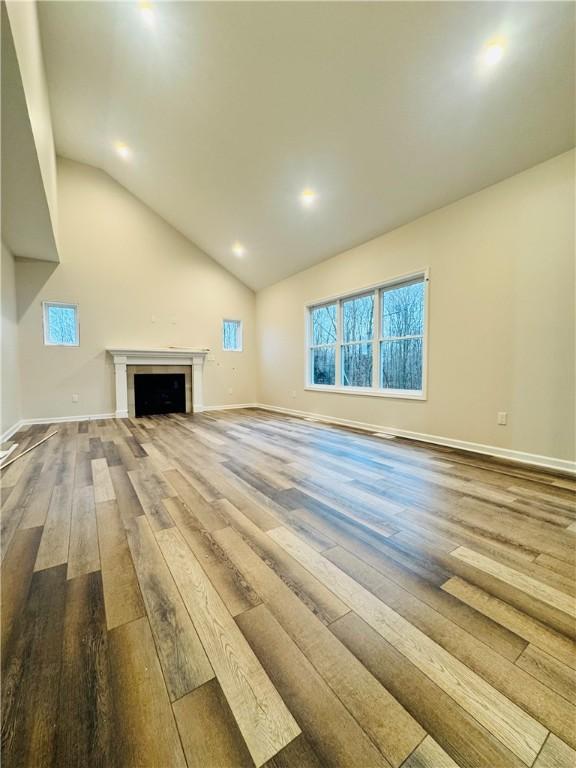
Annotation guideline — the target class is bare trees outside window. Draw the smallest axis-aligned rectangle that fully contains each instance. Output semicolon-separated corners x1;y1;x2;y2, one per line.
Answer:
342;294;374;387
310;304;336;384
307;274;427;396
380;281;424;390
43;302;79;346
223;319;242;351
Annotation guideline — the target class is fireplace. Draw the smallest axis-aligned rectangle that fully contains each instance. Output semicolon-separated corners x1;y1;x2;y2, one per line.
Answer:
127;364;192;417
134;373;186;417
108;349;209;418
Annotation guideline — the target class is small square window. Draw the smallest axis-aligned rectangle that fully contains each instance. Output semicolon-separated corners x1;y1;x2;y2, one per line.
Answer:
223;319;242;351
43;302;79;346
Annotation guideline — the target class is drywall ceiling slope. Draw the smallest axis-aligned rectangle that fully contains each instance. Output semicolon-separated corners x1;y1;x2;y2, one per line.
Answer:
1;5;58;263
39;1;575;288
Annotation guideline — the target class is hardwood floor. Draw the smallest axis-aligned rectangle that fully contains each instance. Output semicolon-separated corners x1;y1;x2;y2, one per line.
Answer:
1;409;575;768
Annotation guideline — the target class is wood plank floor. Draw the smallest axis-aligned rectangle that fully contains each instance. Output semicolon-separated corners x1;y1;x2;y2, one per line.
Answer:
1;409;575;768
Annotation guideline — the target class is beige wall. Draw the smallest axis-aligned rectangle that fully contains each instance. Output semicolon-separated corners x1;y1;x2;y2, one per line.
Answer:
9;150;575;464
5;0;58;239
16;158;257;419
1;243;21;435
256;151;575;462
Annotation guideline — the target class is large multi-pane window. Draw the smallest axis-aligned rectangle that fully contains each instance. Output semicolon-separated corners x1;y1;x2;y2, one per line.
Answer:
307;272;427;397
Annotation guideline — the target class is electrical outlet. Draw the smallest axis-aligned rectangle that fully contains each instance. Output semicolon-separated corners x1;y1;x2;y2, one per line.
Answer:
497;411;507;425
291;390;297;398
72;393;79;403
228;387;233;395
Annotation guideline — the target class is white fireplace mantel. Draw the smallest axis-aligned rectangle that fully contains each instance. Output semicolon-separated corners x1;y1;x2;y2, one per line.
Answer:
108;347;209;418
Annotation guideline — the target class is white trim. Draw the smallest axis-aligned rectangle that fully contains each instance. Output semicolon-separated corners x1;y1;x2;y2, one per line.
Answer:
304;385;425;400
252;403;576;476
108;348;209;417
304;268;430;309
4;405;574;475
2;413;117;441
5;406;257;431
21;413;116;426
373;286;381;390
1;419;26;443
202;403;259;412
305;269;429;399
107;347;209;362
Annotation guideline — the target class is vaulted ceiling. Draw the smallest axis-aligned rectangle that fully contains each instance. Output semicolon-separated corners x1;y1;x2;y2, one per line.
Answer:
39;1;574;289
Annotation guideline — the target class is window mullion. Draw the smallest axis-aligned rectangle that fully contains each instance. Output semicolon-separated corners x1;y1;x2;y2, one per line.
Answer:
372;289;380;389
381;334;423;342
335;299;342;386
307;309;311;385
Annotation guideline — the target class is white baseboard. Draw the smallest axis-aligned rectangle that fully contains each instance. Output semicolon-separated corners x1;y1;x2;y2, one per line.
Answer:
202;403;259;412
1;419;26;443
6;404;574;475
4;413;117;439
23;412;117;426
2;405;256;438
252;403;576;476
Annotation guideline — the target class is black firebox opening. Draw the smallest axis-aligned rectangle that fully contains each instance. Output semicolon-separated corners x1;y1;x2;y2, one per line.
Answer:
134;373;186;417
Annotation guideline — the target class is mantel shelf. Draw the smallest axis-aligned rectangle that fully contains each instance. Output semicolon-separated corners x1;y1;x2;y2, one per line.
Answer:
108;347;209;358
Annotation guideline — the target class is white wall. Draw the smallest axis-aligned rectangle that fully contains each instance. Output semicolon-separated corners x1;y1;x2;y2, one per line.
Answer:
256;151;575;463
5;0;58;238
1;243;21;436
16;158;257;419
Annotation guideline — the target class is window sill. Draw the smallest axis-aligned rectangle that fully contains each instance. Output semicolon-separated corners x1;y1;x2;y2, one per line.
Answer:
304;385;426;400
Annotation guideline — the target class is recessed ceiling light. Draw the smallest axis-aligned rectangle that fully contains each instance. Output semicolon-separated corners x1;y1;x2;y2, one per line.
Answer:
138;0;155;26
482;40;505;66
232;242;246;258
300;188;317;207
114;141;131;159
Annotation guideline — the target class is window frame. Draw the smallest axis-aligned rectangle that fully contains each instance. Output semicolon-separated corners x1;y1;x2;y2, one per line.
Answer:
340;290;375;388
308;302;338;386
222;318;243;352
305;269;429;399
42;301;80;347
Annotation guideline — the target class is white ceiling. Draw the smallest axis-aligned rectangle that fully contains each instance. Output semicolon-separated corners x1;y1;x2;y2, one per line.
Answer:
38;1;574;290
